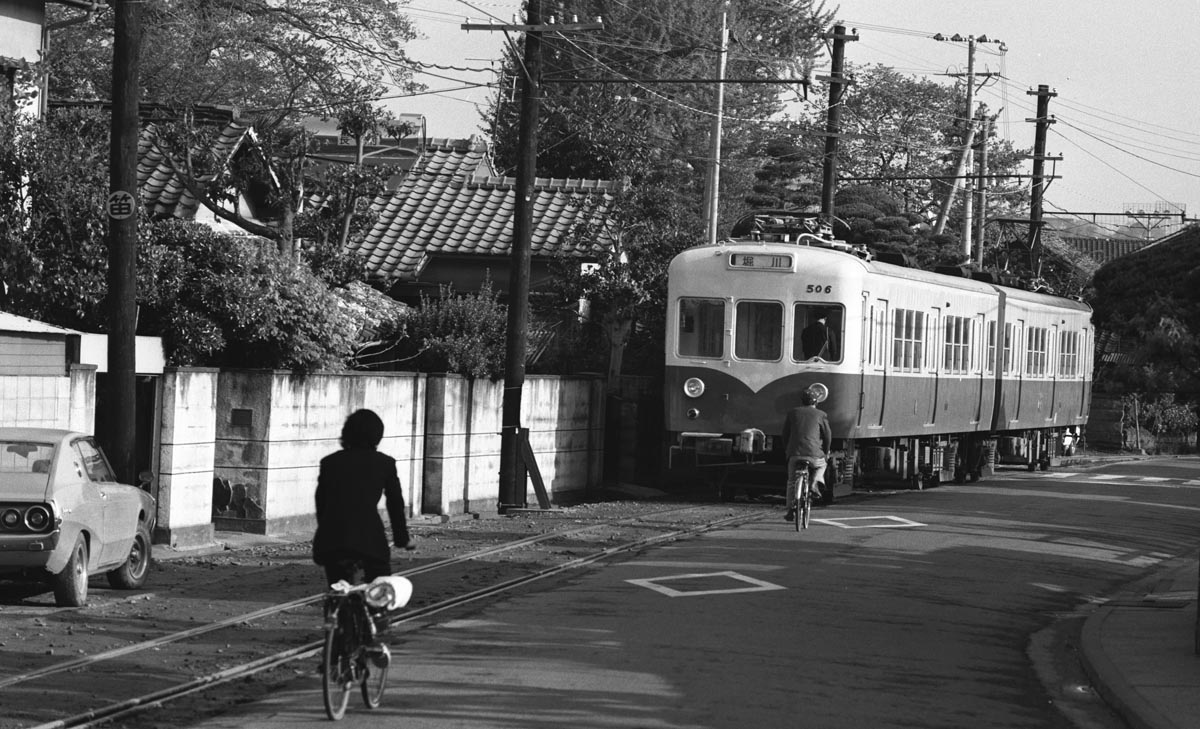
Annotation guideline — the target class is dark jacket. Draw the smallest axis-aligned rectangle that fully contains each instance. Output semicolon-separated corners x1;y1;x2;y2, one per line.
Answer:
312;447;410;566
781;405;832;461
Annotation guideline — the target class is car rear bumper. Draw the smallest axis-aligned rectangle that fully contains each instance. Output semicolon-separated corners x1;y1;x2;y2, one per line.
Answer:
0;531;62;571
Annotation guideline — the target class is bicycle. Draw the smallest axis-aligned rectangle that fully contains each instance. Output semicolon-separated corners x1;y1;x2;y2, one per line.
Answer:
787;459;815;531
321;575;413;720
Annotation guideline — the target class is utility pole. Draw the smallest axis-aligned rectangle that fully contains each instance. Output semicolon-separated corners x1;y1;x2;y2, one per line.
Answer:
463;4;601;513
702;2;730;246
105;0;141;484
960;36;976;260
819;24;857;222
1027;84;1057;275
931;32;1004;247
974;113;992;268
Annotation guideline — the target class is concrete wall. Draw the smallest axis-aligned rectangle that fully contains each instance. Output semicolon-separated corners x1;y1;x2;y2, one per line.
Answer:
0;364;94;429
155;367;219;549
212;370;428;536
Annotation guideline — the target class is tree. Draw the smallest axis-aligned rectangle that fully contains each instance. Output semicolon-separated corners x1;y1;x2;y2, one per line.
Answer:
487;1;834;384
1090;228;1200;396
44;1;422;258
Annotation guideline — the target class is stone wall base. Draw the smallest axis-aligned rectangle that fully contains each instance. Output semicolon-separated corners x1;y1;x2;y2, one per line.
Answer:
154;523;216;551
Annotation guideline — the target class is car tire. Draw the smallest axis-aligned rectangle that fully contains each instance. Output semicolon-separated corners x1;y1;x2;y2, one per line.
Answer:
107;521;152;590
53;535;89;607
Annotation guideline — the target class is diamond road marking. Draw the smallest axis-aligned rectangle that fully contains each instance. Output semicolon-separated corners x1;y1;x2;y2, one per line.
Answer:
626;571;786;598
815;516;926;529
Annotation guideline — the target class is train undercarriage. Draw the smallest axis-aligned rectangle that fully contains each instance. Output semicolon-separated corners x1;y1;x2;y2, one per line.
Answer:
669;426;1078;500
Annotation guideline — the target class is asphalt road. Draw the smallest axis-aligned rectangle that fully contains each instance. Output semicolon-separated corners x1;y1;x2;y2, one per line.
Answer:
187;457;1200;729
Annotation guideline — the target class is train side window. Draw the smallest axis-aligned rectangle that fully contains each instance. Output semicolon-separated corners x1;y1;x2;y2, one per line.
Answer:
1002;322;1015;374
793;303;844;362
1026;326;1048;376
678;298;725;358
734;300;783;360
944;315;972;374
986;320;997;375
1059;330;1080;377
892;308;924;372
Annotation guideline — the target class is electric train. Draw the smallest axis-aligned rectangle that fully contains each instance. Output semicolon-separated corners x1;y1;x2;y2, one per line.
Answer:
664;213;1092;496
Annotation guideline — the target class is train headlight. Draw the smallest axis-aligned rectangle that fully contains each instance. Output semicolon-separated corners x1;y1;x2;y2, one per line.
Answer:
806;382;829;404
683;377;706;398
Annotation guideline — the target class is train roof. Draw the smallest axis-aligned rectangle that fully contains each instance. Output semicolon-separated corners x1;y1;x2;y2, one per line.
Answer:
673;237;1092;313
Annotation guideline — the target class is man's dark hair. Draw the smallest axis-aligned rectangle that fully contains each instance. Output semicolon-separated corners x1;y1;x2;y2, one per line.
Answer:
341;409;385;449
800;390;816;406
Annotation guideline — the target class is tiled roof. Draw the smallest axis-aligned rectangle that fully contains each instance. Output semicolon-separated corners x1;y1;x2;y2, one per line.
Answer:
349;144;614;281
137;121;256;220
1061;237;1152;265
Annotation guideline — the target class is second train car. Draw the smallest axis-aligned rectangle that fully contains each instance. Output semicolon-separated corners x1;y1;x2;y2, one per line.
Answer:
664;214;1092;497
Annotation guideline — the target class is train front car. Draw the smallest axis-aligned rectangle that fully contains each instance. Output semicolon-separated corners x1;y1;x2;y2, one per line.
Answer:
664;213;1094;497
664;222;867;495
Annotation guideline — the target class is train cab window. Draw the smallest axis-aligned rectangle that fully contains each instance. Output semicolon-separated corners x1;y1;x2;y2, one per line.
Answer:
1026;327;1049;376
734;301;783;360
892;308;925;372
1059;330;1080;377
793;304;843;362
677;298;725;358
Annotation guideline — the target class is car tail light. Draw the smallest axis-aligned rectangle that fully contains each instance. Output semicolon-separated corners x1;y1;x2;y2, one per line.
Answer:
24;505;51;532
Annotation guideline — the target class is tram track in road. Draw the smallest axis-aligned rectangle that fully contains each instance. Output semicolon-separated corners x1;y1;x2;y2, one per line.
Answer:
3;503;763;729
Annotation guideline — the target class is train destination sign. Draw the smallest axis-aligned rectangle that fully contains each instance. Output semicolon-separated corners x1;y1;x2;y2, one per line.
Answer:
729;253;792;270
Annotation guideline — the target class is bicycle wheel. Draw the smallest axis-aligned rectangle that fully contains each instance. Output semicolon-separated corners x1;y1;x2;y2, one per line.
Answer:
322;605;354;720
794;473;805;532
800;488;812;529
361;643;390;709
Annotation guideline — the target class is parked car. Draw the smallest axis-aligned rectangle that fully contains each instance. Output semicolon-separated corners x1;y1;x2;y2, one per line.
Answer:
0;428;155;607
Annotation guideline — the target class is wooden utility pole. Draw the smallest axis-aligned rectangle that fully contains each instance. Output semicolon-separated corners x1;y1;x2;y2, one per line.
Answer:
463;4;601;513
819;24;857;222
1027;85;1057;274
106;0;141;483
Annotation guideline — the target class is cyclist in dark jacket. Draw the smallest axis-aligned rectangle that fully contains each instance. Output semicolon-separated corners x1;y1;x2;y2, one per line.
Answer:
780;389;832;520
313;409;414;586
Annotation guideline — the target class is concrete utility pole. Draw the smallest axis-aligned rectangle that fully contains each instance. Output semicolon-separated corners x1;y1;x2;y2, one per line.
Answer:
1027;85;1057;275
819;24;857;222
974;113;992;268
702;2;730;246
106;0;141;484
463;3;601;513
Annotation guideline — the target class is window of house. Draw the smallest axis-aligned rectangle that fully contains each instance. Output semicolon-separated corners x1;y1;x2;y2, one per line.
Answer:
677;298;725;358
735;301;783;360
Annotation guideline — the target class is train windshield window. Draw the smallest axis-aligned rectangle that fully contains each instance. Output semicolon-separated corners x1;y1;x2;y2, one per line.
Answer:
678;298;725;358
794;304;843;362
734;301;783;360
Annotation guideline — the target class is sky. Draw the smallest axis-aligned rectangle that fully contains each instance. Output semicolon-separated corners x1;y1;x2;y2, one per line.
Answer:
400;1;1200;235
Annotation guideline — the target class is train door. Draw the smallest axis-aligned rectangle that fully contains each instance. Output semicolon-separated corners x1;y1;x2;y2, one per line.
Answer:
927;306;941;425
1006;319;1024;424
1049;323;1060;420
973;313;987;424
1078;327;1092;418
859;298;887;429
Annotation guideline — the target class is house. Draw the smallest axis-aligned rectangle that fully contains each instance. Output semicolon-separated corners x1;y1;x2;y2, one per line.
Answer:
348;137;615;303
0;0;100;114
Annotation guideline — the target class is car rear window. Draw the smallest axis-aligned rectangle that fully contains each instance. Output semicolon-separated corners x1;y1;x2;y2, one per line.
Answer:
0;441;55;475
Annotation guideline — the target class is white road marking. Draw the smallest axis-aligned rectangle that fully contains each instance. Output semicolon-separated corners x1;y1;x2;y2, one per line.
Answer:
815;516;926;529
625;571;786;598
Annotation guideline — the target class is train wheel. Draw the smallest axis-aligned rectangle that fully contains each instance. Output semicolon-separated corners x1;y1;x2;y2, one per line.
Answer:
967;470;981;483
